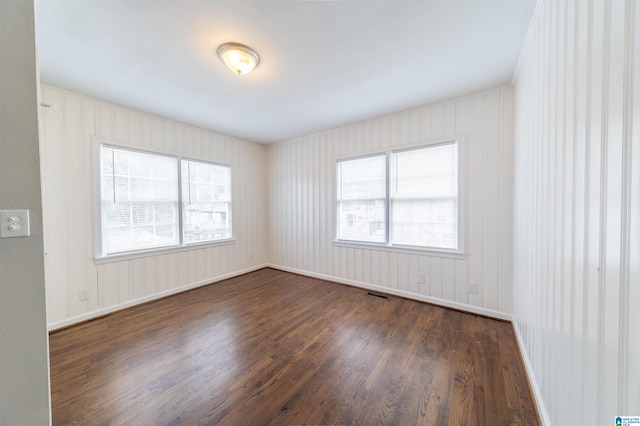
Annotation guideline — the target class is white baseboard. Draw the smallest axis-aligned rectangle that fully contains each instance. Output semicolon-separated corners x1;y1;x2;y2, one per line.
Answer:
47;263;269;331
266;263;512;321
511;319;551;426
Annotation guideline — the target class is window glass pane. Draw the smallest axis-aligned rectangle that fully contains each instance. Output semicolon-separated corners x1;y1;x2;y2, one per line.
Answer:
337;200;385;243
100;146;179;254
182;159;232;244
129;177;153;201
389;142;459;250
391;199;457;249
338;155;386;200
391;143;457;199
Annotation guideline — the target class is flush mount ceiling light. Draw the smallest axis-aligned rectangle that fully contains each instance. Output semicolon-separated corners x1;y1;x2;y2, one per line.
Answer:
217;42;260;75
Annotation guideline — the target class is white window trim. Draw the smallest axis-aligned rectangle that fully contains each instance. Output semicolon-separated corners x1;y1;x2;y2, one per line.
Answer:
336;152;387;244
93;239;236;265
92;136;235;263
333;136;465;258
181;157;233;245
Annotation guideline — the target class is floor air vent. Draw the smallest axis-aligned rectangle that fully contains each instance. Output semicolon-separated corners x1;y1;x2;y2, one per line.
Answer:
366;292;390;300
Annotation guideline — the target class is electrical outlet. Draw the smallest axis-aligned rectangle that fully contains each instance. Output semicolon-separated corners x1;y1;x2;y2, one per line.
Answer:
417;273;425;284
0;210;30;238
79;289;89;301
468;282;479;294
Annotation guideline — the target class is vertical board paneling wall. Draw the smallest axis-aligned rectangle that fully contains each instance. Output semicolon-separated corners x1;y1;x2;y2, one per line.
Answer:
268;86;514;318
513;1;639;424
40;85;268;328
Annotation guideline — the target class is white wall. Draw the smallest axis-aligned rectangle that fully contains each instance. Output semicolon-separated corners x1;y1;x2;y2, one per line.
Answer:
513;0;639;424
0;1;51;424
268;86;514;318
40;85;269;329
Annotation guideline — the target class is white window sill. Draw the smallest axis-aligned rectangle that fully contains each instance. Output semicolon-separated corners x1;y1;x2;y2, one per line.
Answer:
333;240;465;259
95;238;236;264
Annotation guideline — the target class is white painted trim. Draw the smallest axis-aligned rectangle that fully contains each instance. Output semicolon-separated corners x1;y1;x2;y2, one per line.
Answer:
267;263;511;321
94;238;236;264
92;136;104;258
92;135;236;165
332;240;465;259
333;135;461;162
512;318;552;426
47;263;269;331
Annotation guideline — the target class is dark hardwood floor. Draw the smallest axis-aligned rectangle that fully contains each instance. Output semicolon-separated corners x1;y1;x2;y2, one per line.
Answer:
49;268;540;425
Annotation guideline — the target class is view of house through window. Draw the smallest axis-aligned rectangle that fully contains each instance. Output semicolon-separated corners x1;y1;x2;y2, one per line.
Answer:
336;141;459;252
98;143;232;257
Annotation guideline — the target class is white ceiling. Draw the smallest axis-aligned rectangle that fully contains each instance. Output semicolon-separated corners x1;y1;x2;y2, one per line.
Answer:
34;0;536;144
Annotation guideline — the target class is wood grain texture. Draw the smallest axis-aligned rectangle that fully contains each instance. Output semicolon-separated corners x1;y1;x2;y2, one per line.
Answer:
50;268;539;425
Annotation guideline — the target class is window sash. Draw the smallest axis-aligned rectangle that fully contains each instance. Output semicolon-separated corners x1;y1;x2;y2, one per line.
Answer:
389;142;458;250
336;155;386;243
100;146;180;255
182;159;232;244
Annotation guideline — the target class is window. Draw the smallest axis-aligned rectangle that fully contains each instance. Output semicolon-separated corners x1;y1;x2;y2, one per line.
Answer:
96;141;233;258
390;144;458;249
336;141;460;252
182;159;232;243
100;146;179;254
336;155;386;243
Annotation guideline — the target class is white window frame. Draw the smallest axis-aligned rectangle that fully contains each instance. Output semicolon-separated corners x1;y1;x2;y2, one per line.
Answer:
181;157;233;245
334;137;465;258
92;137;235;263
336;153;387;244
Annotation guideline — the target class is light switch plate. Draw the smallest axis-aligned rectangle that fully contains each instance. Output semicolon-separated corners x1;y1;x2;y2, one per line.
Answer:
0;210;30;238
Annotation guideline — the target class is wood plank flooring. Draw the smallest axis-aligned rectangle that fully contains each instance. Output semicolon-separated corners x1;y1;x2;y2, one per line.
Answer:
49;268;540;425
